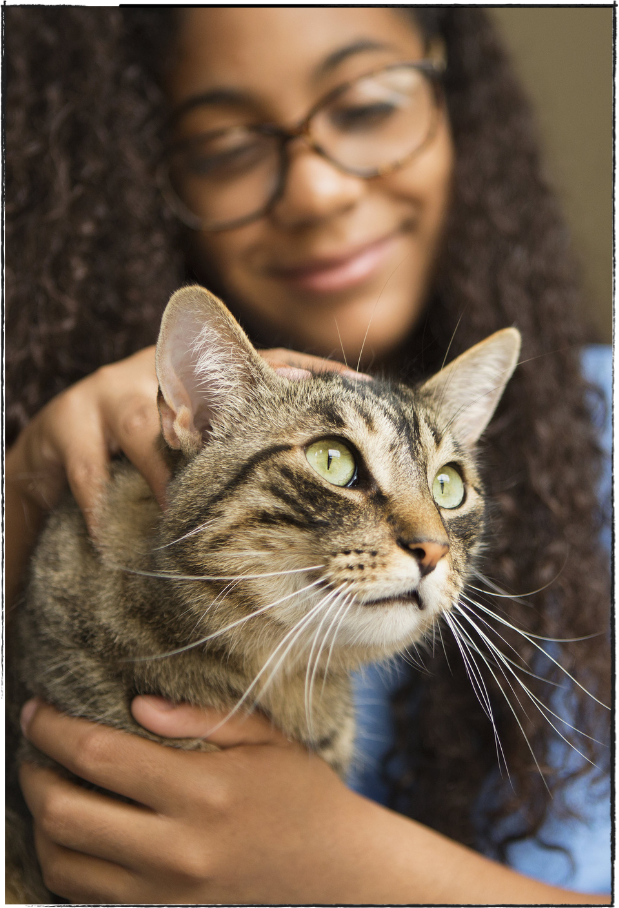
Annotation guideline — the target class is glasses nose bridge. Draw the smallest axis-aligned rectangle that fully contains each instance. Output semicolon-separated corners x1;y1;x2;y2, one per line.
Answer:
278;109;319;157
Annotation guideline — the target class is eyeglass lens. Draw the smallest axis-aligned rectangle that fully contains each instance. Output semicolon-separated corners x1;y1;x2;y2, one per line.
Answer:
166;64;438;230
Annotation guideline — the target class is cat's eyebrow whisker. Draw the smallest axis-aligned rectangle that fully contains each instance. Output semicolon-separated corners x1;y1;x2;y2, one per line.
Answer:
439;311;466;373
461;597;609;708
434;311;468;417
333;316;349;370
453;605;603;761
122;577;326;663
355;249;411;375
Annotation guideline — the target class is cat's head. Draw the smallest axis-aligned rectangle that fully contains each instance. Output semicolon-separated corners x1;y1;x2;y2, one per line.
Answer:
154;286;520;666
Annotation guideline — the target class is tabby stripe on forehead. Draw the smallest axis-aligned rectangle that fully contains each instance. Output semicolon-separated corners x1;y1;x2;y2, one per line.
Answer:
347;396;376;431
391;405;423;456
200;443;295;512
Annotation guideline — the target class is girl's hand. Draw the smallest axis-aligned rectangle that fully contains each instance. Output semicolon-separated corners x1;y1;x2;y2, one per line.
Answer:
5;347;166;610
7;347;167;536
19;698;375;905
19;698;608;906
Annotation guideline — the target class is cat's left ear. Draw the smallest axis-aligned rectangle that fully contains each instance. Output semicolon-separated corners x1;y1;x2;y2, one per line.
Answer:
420;328;521;447
155;286;273;456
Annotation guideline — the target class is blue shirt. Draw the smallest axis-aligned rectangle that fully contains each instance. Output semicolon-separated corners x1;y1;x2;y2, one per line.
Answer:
348;345;612;894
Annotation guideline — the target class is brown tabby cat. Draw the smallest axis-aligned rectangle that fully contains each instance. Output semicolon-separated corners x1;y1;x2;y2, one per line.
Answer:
7;286;520;902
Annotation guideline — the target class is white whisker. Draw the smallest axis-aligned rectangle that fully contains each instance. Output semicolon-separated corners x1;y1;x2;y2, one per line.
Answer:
470;559;569;603
123;577;326;663
106;559;324;583
205;593;337;735
320;595;355;694
453;605;602;763
462;598;609;708
304;586;347;739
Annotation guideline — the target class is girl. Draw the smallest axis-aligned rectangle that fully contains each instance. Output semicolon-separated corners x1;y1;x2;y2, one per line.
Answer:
6;8;610;903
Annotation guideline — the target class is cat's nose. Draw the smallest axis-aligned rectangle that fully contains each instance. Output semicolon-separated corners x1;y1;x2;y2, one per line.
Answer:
404;539;449;576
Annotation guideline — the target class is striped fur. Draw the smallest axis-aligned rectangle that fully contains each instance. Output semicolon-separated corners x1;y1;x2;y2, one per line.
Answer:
8;287;519;902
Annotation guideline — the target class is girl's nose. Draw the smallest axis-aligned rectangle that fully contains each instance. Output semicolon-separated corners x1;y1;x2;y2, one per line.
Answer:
270;143;366;228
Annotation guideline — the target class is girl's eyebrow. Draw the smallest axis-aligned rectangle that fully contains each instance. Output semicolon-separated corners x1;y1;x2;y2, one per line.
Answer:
171;39;397;123
314;39;397;81
170;88;256;123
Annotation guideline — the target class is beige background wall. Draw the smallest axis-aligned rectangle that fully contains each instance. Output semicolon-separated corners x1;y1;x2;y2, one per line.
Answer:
489;7;613;342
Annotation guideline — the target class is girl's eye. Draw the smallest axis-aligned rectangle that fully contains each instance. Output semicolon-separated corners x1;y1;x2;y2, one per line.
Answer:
306;438;356;487
432;465;465;509
330;101;397;133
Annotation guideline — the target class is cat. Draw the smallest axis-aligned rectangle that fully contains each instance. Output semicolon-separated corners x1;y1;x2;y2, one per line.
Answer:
6;285;520;903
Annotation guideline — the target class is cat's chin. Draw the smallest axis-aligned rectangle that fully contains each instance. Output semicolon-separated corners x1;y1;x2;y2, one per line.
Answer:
332;598;446;653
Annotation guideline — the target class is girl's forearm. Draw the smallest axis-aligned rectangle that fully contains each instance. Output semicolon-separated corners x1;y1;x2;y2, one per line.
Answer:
336;794;610;905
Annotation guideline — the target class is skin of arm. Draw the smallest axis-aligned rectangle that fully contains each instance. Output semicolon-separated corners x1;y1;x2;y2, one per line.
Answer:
19;698;610;906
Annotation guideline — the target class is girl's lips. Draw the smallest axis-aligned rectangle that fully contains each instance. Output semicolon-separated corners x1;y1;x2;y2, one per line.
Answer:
269;233;401;293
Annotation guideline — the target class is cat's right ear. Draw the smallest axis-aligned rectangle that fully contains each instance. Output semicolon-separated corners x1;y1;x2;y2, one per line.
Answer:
420;327;521;447
155;286;272;457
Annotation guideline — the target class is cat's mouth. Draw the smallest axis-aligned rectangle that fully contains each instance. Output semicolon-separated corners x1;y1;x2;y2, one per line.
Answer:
363;590;424;610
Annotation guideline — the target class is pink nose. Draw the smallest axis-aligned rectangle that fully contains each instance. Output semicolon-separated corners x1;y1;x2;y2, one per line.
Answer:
407;540;449;576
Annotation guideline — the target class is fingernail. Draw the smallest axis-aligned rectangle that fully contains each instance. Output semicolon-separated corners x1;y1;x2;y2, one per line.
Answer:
20;698;39;735
136;694;176;711
343;369;372;382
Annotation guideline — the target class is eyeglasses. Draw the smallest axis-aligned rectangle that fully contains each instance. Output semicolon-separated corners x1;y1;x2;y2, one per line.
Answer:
160;59;446;232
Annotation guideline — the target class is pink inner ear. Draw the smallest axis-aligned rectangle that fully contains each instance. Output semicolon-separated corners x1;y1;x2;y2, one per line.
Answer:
272;365;313;381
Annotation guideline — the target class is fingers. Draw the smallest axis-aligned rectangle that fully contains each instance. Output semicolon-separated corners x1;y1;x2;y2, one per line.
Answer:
94;349;170;507
101;394;169;509
261;347;372;381
21;700;188;813
20;762;161;870
11;346;171;535
33;828;138;904
131;696;289;747
54;410;112;537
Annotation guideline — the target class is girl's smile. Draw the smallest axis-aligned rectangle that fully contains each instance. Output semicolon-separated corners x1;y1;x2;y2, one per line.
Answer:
264;230;406;294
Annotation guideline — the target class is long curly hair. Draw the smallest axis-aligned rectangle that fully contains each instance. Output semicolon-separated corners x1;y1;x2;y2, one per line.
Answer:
5;7;610;859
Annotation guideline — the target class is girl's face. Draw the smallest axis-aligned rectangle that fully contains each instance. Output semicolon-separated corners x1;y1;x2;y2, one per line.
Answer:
169;8;454;366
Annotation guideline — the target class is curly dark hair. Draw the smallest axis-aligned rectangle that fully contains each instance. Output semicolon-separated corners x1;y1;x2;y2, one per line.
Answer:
5;6;610;862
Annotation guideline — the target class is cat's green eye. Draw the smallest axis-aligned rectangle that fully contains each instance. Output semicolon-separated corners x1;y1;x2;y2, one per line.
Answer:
306;438;356;487
432;465;465;509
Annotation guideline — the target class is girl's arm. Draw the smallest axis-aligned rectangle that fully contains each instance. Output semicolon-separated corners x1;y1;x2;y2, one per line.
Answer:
5;346;168;617
19;699;610;905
